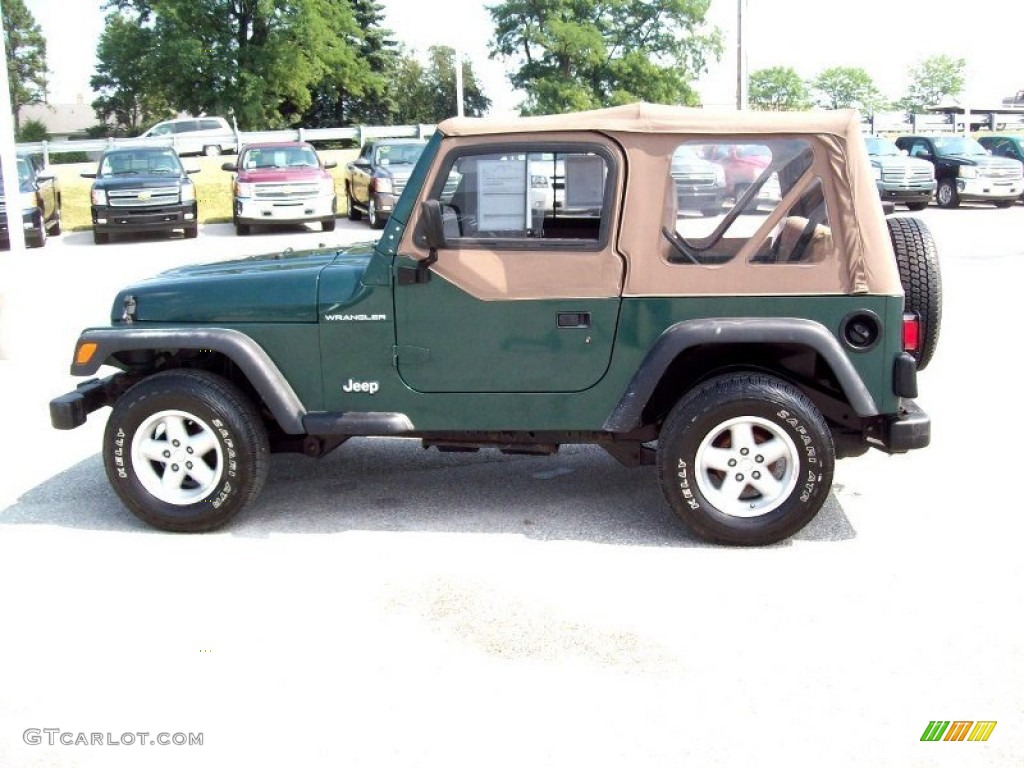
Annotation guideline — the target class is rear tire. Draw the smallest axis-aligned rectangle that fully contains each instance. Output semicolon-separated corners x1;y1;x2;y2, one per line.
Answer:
103;370;269;532
886;216;941;370
235;221;251;236
657;373;834;546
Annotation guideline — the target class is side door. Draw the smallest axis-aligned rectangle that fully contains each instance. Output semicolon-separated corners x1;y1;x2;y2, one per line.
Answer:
350;143;374;205
392;138;625;393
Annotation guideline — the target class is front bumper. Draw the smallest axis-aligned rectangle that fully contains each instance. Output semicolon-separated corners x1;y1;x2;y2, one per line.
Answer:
957;177;1023;201
50;374;132;430
92;202;197;233
877;181;935;203
675;186;726;212
236;194;336;224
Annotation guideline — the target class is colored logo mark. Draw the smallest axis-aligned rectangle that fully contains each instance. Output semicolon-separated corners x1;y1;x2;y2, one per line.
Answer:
921;721;997;742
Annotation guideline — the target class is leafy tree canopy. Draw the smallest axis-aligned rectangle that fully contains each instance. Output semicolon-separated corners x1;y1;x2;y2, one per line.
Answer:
899;54;966;114
2;0;48;129
489;0;721;115
390;45;491;124
811;66;885;113
748;66;811;111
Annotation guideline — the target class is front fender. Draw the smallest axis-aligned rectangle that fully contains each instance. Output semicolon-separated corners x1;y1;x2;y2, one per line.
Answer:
603;317;878;433
70;327;307;434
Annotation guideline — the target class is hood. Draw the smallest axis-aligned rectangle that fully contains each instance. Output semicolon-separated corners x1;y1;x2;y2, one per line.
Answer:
236;167;331;183
93;174;188;190
111;242;377;324
869;155;933;171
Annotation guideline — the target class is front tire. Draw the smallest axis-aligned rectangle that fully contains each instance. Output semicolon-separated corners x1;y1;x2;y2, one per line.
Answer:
322;217;336;232
184;224;198;239
235;221;251;236
203;145;222;157
94;230;109;245
904;201;928;211
103;370;269;532
936;178;959;208
993;199;1014;208
657;373;834;546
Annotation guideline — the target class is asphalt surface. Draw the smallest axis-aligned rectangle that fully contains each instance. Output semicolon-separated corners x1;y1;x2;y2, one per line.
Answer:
0;209;1022;767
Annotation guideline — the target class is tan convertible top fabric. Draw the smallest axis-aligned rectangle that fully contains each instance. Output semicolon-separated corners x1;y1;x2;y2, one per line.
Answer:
427;103;901;297
440;102;858;139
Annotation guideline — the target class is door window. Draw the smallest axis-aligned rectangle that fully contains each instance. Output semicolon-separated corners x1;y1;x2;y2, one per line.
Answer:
431;149;611;243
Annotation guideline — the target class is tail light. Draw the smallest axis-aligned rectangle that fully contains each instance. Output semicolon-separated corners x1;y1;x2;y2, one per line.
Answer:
902;313;920;353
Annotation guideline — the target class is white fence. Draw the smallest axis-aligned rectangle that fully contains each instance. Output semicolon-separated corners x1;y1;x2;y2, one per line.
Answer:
865;111;1024;135
17;123;438;165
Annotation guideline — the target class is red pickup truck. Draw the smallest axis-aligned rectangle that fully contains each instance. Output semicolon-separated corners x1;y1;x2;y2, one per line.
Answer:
222;142;337;236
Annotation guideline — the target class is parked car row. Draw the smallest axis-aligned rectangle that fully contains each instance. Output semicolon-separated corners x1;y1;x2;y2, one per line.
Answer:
864;134;1023;210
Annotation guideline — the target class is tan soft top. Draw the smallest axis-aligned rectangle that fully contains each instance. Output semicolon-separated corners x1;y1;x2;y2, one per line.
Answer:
438;102;861;139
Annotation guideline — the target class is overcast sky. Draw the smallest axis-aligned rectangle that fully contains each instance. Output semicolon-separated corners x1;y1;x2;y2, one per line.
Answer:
24;0;1024;118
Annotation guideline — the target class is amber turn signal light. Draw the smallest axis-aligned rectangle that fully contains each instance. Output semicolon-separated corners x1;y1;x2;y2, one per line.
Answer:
75;342;98;365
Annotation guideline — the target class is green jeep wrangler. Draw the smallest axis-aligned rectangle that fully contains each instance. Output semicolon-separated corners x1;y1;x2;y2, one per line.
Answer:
50;104;940;545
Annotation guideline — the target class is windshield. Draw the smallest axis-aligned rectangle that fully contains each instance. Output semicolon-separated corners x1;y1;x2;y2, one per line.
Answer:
100;150;182;176
864;137;901;156
242;147;320;169
932;137;988;156
374;143;425;166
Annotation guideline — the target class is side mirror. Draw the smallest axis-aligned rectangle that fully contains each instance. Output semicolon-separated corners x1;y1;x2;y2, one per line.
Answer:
186;168;201;175
36;172;55;182
353;159;370;168
323;160;338;170
900;149;909;156
421;199;446;251
80;172;97;179
220;162;237;172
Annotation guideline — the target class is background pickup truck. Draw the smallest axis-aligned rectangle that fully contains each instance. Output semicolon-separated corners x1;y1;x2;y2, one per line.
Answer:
344;139;427;229
895;134;1023;208
1;156;61;248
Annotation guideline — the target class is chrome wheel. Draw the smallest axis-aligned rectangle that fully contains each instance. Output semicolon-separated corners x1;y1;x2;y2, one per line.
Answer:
130;409;224;506
694;415;799;518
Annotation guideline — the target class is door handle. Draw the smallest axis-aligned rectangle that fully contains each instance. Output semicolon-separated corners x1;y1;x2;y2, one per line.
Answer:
557;312;591;329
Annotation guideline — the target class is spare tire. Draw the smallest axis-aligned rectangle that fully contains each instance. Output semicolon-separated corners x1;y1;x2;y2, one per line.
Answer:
886;216;941;370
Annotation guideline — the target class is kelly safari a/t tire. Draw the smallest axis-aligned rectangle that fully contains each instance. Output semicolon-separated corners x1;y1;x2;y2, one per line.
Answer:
103;370;269;532
657;373;835;546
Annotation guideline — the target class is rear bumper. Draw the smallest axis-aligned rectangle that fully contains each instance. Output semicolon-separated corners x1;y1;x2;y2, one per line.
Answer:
876;400;931;453
0;207;44;239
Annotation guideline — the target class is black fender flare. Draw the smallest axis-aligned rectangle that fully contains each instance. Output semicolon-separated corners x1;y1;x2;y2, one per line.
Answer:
603;317;878;432
70;327;307;434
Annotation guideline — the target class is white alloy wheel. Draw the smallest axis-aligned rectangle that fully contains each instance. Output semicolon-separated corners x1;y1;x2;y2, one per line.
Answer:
130;409;224;505
694;415;799;518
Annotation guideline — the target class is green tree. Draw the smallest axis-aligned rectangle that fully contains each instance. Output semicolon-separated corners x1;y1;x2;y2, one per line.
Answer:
748;66;811;111
390;46;491;124
811;66;885;113
16;116;46;141
899;54;966;114
489;0;721;115
91;13;173;134
2;0;48;130
109;0;366;129
303;0;398;127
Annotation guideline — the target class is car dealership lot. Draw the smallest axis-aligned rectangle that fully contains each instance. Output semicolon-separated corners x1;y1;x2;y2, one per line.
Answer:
1;209;1022;767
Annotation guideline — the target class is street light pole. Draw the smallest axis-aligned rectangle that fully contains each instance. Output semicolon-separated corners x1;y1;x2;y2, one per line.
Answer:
455;46;465;118
736;0;748;111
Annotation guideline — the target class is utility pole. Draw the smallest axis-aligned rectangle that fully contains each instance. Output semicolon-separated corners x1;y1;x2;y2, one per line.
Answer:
0;0;27;251
736;0;748;111
455;46;465;118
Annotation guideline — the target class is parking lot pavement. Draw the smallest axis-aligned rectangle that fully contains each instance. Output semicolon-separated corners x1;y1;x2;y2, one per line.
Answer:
1;206;1023;767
